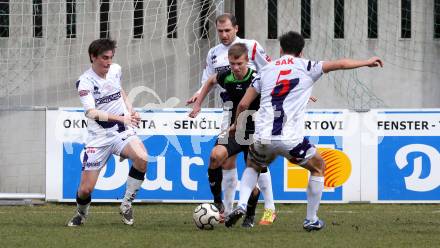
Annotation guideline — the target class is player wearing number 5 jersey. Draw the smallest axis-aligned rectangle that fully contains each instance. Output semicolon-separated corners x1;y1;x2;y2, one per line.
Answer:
225;31;383;230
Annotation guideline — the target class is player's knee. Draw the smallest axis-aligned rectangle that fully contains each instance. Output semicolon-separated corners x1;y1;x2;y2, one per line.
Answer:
309;154;325;176
134;152;148;171
140;152;148;165
209;147;227;169
78;185;94;197
209;153;221;168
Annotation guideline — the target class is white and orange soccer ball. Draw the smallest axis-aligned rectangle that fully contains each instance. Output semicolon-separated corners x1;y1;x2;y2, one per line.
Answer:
193;203;220;230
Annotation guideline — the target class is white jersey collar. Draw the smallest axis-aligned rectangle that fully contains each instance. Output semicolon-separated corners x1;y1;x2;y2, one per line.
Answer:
221;36;242;49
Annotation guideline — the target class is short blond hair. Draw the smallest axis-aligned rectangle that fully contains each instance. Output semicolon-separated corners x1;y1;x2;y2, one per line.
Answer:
228;43;248;60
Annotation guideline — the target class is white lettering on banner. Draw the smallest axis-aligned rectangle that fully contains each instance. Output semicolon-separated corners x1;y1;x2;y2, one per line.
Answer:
142;157;173;191
395;144;440;192
88;154;204;192
94;155;129;190
181;157;204;191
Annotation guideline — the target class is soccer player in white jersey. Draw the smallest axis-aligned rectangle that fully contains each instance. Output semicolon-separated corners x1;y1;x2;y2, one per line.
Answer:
225;31;383;230
67;39;148;227
186;13;277;224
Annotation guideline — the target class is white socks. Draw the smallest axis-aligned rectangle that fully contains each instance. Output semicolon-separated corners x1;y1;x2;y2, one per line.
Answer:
306;175;324;222
222;168;238;215
77;202;90;216
257;169;275;211
237;167;259;210
122;176;144;207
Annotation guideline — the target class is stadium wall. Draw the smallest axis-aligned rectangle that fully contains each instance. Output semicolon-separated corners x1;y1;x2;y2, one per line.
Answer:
0;0;438;109
0;108;46;196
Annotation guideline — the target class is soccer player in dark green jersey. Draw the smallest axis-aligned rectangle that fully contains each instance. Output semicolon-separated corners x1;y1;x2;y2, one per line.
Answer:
189;43;267;227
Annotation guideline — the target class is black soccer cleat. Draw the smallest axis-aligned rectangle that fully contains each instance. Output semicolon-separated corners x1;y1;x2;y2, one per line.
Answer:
66;211;86;227
225;207;246;228
241;214;255;228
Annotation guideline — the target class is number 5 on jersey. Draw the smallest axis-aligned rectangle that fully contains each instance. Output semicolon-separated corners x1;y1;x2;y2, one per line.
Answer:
271;69;299;135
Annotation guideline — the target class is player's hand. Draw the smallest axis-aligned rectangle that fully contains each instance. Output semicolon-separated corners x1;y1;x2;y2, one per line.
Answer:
131;111;141;127
228;123;236;136
367;56;383;67
131;111;140;119
186;92;200;105
123;113;141;127
308;96;318;103
189;105;201;118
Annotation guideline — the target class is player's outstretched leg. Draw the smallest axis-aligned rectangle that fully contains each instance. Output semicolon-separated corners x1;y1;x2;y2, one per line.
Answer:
225;166;259;228
301;153;326;231
242;187;260;228
119;138;147;226
225;206;246;228
222;157;238;215
257;167;277;225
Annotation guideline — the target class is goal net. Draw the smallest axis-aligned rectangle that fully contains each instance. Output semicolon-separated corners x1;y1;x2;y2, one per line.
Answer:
0;0;222;108
261;0;439;109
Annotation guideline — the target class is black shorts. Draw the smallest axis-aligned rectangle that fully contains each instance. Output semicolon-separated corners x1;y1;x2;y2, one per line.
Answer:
215;136;250;162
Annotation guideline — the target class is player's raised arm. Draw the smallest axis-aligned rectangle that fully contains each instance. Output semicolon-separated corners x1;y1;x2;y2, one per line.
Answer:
322;56;383;73
188;74;218;118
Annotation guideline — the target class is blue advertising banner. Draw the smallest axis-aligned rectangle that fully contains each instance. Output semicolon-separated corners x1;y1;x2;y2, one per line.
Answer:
62;135;344;201
46;108;353;202
374;110;440;202
378;136;440;200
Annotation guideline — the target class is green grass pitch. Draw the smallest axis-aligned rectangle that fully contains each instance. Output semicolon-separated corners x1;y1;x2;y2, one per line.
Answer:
0;203;439;247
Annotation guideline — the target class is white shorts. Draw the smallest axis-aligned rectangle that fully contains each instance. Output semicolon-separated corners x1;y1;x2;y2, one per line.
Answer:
248;137;316;167
82;132;138;171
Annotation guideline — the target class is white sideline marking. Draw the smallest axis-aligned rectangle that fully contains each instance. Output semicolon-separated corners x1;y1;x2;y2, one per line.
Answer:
328;210;357;214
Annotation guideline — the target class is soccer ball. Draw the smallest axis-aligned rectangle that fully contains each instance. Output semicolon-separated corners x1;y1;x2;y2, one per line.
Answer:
193;203;221;230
